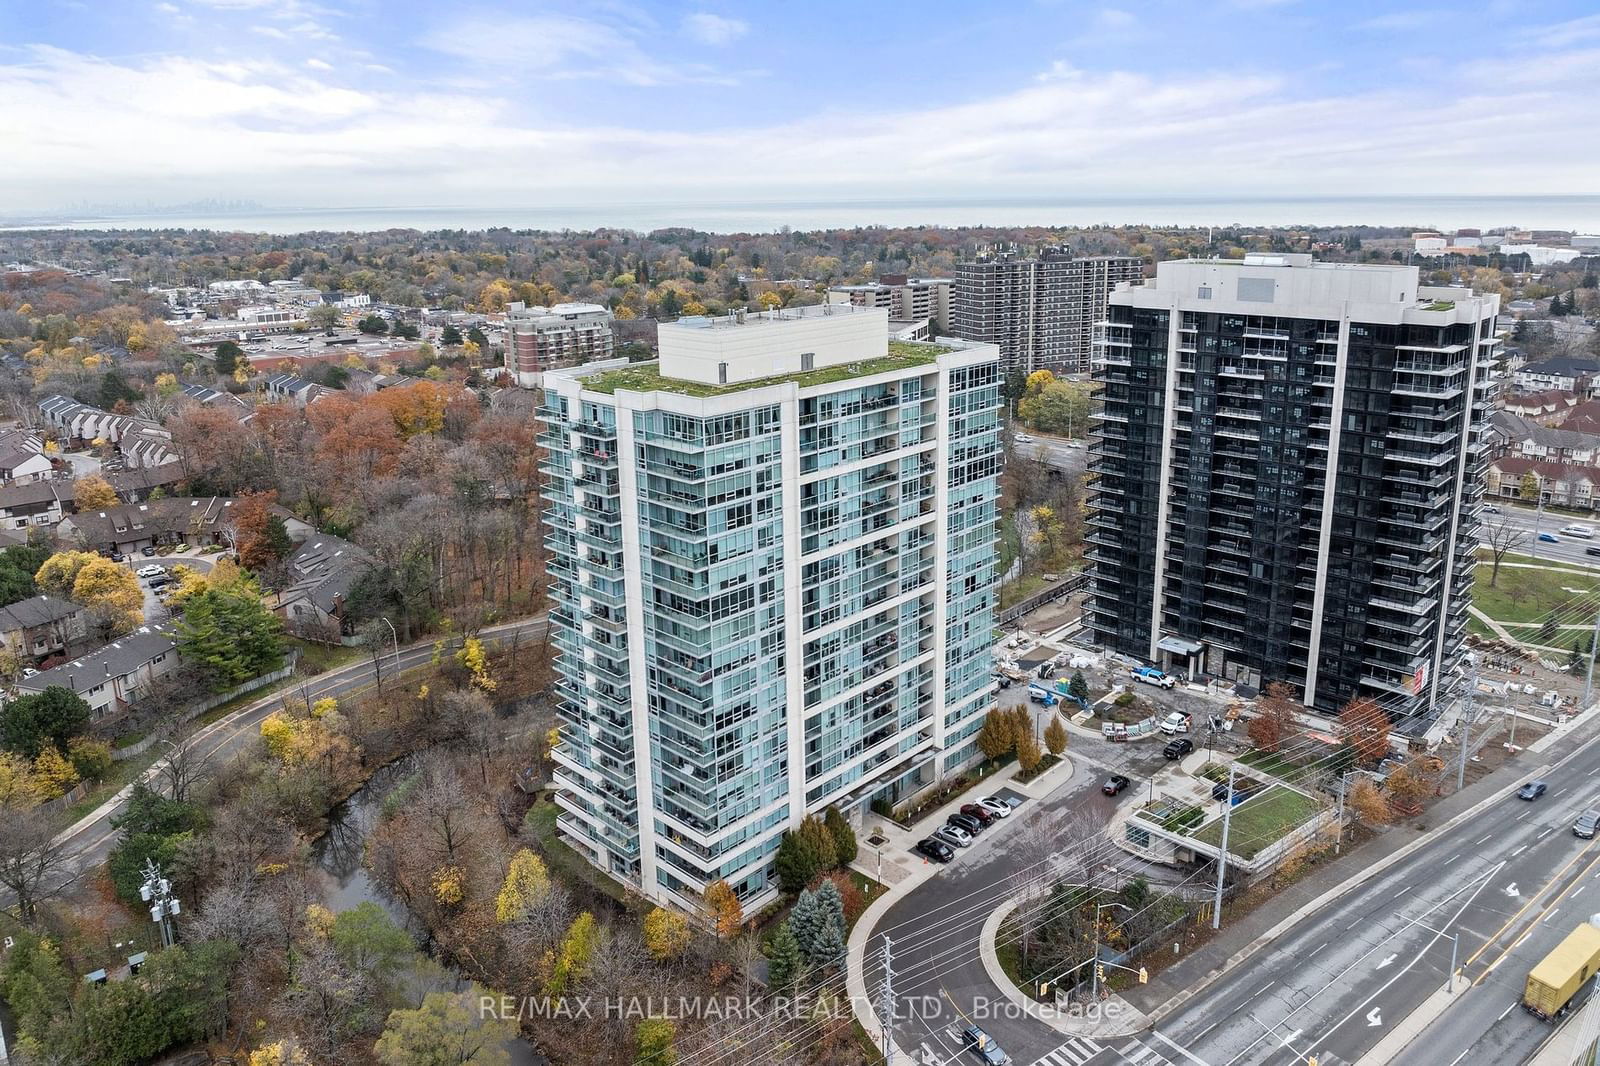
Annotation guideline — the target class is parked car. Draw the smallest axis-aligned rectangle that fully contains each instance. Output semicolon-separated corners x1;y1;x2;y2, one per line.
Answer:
1132;666;1177;689
1574;810;1600;839
948;812;985;835
960;1023;1010;1066
108;550;125;562
960;803;996;826
1518;780;1549;801
1102;774;1131;796
934;824;973;848
141;545;159;557
1159;711;1191;735
914;838;954;863
1483;504;1502;514
136;564;166;579
979;796;1014;819
1163;738;1195;760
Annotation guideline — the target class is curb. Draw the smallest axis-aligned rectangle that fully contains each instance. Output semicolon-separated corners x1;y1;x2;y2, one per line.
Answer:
1140;760;1552;1028
1355;976;1466;1066
978;897;1151;1040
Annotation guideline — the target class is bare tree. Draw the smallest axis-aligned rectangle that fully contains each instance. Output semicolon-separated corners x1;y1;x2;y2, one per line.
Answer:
413;754;471;864
1481;508;1524;587
0;808;71;925
153;732;216;805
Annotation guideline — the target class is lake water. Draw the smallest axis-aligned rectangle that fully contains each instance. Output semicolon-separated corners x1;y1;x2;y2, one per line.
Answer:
6;195;1600;235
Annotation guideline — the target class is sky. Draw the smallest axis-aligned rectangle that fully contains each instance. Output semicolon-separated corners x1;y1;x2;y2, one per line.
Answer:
1;0;1598;214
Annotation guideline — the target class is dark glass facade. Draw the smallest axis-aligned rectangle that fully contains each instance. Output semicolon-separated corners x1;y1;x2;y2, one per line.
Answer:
1087;296;1497;726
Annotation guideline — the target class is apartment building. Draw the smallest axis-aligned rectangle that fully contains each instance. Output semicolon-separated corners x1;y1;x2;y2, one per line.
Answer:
507;301;615;387
538;303;1002;912
953;250;1144;375
828;274;954;334
1086;255;1498;728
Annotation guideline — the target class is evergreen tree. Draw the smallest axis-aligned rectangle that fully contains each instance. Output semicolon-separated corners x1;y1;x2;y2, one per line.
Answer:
766;921;803;991
1068;671;1090;703
823;806;857;866
788;888;821;962
797;815;838;871
441;325;463;346
774;830;818;894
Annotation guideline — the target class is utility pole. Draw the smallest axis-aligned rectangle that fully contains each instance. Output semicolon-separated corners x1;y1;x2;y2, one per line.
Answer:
1530;494;1546;559
1211;762;1237;930
1335;772;1348;853
1583;607;1600;708
1090;902;1130;1000
1456;665;1479;793
878;936;894;1063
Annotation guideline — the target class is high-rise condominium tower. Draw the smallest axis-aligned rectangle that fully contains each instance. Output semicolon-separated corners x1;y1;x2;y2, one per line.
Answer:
1086;254;1498;728
539;303;1002;911
954;250;1144;375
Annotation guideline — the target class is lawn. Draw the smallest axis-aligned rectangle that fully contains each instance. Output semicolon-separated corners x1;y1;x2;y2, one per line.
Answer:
1472;563;1599;625
1191;785;1320;860
286;636;364;674
999;572;1051;609
583;344;945;397
1237;749;1336;786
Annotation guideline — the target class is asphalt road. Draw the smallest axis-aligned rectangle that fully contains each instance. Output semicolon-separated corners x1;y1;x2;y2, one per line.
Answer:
865;715;1600;1066
40;614;549;898
1014;436;1089;478
1486;504;1600;571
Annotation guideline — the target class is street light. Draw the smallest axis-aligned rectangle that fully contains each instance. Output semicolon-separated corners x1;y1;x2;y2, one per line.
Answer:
380;616;401;676
1090;902;1131;1000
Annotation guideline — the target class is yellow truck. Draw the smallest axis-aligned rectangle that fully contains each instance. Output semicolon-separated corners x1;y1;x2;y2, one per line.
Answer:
1523;916;1600;1019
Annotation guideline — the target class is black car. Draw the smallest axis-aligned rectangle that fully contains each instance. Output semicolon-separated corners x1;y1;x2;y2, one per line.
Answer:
1575;810;1600;839
1587;546;1600;558
1102;774;1131;796
108;550;125;562
141;545;159;557
947;812;985;835
1518;780;1548;801
914;838;954;863
1163;738;1195;760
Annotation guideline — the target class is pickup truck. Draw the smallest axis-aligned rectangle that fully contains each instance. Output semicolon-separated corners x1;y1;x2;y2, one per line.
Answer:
1132;666;1177;690
1159;711;1191;735
1523;917;1600;1019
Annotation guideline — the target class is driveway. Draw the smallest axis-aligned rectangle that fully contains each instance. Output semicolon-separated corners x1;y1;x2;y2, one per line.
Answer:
123;551;216;625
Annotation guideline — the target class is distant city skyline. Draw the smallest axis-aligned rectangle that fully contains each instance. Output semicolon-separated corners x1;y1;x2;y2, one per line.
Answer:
1;1;1597;213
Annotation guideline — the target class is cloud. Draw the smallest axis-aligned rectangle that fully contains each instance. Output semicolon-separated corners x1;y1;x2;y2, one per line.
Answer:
682;12;748;46
1;44;1597;212
1516;14;1600;48
424;12;740;86
305;58;332;71
1356;10;1445;31
154;2;180;13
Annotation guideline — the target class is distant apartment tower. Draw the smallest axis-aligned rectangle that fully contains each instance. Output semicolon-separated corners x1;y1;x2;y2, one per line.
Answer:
1085;255;1499;728
828;275;954;334
954;250;1144;375
507;301;614;387
538;304;1002;912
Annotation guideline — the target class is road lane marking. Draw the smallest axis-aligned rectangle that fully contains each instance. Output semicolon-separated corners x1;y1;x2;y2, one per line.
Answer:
1473;846;1600;984
1253;980;1275;997
1192;1021;1218;1040
1475;834;1493;844
1152;1031;1210;1065
1499;1003;1516;1021
1313;941;1329;955
1545;907;1562;924
1511;845;1528;856
1444;852;1461;865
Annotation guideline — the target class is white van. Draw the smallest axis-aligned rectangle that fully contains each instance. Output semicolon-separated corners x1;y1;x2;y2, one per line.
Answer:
1560;524;1596;539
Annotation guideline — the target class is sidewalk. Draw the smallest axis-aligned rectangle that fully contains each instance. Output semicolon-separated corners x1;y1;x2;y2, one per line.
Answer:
1117;706;1600;1023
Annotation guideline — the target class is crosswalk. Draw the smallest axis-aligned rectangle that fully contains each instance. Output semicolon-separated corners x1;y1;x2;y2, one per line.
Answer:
1028;1034;1178;1066
1027;1037;1105;1066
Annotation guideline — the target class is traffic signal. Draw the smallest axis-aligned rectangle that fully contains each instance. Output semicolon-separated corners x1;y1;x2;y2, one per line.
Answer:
1138;967;1148;985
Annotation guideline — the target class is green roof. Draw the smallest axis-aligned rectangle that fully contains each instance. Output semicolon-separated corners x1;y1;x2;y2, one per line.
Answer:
581;340;952;397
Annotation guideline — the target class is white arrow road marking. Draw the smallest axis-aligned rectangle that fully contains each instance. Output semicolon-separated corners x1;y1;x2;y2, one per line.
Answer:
1366;1008;1383;1028
1376;954;1397;969
1504;883;1520;897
